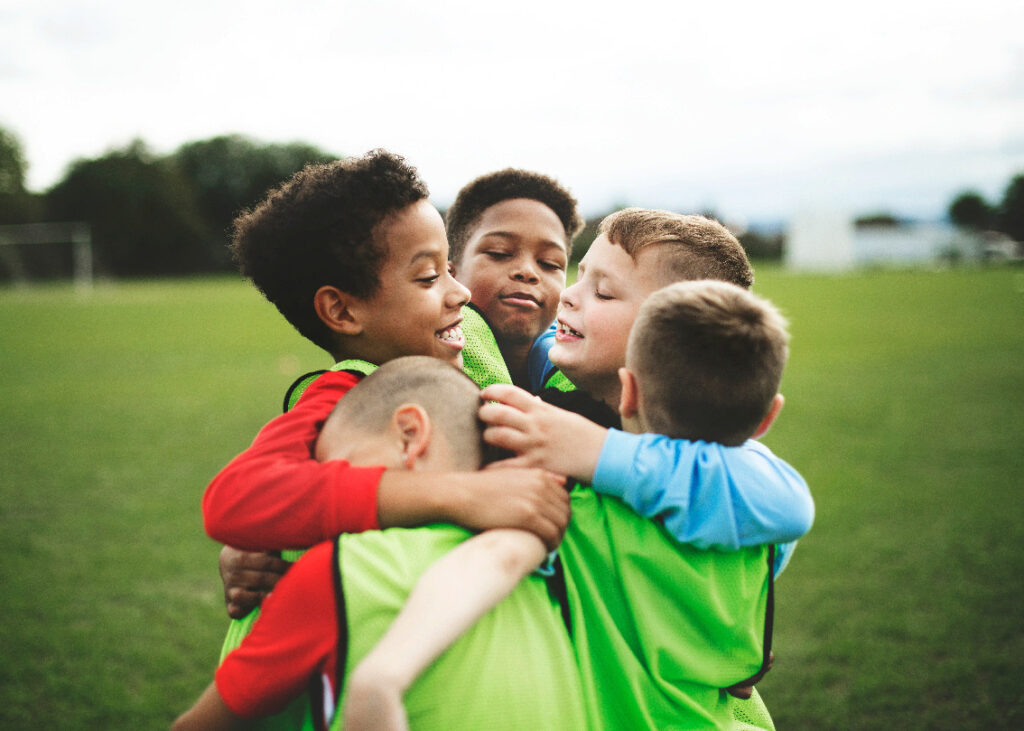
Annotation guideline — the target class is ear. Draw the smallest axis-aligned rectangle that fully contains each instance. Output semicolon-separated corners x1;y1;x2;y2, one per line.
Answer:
752;394;784;440
391;404;432;469
313;285;364;336
617;367;640;420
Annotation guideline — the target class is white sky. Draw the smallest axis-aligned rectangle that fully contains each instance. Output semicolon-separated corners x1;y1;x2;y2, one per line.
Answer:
2;0;1022;222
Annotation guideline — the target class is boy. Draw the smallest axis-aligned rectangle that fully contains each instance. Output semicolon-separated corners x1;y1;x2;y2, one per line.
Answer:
446;168;584;391
200;151;574;729
216;166;584;615
202;150;570;553
173;357;587;730
345;210;810;729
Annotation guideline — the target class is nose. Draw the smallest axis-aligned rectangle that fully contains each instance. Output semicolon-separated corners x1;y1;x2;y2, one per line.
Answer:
510;255;539;283
446;273;471;309
559;280;579;310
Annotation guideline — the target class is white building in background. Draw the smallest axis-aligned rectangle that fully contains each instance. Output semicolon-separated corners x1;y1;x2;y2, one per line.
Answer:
784;211;1011;271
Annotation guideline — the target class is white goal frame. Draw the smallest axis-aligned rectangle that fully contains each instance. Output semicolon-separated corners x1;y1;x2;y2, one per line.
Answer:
0;222;93;290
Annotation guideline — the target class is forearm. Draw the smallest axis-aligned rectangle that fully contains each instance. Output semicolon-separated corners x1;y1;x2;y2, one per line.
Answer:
593;431;814;548
350;529;546;693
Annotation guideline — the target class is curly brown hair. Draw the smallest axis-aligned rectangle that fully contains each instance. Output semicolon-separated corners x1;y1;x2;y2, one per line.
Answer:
445;169;584;264
230;150;429;352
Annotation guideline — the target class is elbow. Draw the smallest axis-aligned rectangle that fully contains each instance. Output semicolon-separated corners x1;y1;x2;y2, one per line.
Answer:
475;529;546;578
783;487;815;541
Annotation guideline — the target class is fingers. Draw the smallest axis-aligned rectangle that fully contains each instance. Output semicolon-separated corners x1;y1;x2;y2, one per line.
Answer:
478;400;535;431
480;384;537;411
226;588;266;619
482;425;535;456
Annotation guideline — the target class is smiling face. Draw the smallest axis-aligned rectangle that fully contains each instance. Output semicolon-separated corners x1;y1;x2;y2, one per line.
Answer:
452;198;568;347
549;234;666;406
348;200;471;368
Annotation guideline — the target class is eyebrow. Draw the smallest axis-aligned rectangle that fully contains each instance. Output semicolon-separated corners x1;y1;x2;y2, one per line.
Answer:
479;231;567;252
408;249;444;267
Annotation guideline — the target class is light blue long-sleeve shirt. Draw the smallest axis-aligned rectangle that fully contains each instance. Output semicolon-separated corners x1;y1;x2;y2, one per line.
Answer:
593;429;814;575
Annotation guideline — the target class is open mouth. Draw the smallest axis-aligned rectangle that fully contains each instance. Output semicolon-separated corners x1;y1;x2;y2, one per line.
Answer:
436;322;465;348
556;320;582;338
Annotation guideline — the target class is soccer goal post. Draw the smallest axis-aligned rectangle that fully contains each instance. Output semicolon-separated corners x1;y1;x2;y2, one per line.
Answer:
0;222;93;290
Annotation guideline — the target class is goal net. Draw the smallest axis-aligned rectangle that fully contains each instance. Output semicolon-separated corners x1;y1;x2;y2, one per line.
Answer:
0;222;93;290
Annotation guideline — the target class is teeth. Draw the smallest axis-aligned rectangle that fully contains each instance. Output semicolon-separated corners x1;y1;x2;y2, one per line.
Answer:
558;322;582;338
437;325;463;342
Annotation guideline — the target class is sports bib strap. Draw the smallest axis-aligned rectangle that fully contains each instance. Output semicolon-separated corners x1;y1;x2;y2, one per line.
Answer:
460;304;513;388
283;370;328;413
543;369;576;392
330;359;378;377
282;360;378;413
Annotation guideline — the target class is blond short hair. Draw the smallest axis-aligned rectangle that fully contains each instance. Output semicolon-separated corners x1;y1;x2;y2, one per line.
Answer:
627;280;789;445
320;356;485;470
599;208;753;289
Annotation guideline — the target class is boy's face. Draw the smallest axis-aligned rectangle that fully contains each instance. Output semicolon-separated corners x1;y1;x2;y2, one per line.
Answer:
550;234;664;403
452;198;568;345
352;200;470;368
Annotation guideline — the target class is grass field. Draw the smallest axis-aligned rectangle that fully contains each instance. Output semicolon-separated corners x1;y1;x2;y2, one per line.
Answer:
1;266;1022;729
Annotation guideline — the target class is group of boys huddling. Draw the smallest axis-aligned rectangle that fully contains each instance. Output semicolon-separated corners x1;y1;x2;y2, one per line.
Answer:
173;150;814;730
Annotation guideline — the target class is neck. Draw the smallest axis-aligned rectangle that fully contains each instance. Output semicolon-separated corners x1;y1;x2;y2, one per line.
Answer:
496;337;533;390
579;373;622;413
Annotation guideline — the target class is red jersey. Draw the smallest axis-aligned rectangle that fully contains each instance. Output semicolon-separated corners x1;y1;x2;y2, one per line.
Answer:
203;370;385;550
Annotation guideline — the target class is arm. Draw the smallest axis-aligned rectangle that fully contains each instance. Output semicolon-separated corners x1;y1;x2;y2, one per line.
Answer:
204;372;570;551
176;542;339;728
344;529;547;731
203;370;384;549
171;683;246;731
592;431;813;550
479;384;814;552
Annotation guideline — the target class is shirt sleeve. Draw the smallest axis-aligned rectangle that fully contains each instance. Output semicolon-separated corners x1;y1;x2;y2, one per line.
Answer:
203;370;386;550
526;324;558;394
216;541;338;719
592;430;814;555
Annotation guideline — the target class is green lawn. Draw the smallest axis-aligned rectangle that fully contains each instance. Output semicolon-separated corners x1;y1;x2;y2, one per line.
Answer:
1;267;1022;728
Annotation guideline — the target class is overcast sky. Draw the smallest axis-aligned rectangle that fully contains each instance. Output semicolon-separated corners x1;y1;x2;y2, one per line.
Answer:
2;0;1022;223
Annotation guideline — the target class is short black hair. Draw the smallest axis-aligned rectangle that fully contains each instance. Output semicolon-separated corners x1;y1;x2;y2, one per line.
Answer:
445;168;583;264
230;150;429;352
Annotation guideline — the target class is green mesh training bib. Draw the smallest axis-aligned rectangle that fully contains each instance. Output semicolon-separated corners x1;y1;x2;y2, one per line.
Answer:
561;489;773;729
328;525;586;729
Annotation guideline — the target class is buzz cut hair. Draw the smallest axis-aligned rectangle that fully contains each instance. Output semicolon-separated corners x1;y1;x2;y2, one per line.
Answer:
628;280;789;445
599;208;754;290
445;168;584;265
229;149;429;353
320;356;486;470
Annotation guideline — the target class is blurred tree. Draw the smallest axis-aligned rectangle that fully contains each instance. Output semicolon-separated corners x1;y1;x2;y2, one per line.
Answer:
0;126;42;224
46;140;213;276
948;191;993;230
173;134;338;265
996;174;1024;243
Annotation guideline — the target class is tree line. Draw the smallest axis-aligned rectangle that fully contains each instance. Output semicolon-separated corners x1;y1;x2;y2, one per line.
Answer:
0;127;338;279
0;124;1020;281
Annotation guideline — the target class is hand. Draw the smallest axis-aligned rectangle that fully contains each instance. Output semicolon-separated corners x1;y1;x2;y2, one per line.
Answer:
725;651;774;700
218;546;291;619
451;468;570;552
343;667;410;731
479;384;608;482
